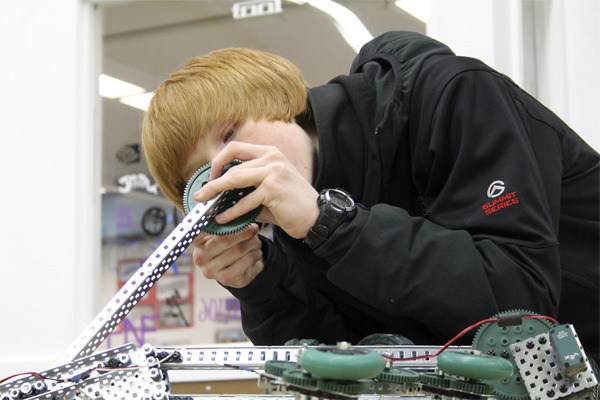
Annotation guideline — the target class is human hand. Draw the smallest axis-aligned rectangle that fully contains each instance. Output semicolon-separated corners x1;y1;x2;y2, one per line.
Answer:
192;223;264;288
194;142;319;239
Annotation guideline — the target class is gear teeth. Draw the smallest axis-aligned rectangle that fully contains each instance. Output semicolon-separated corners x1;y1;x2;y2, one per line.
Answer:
448;377;494;396
376;367;421;384
471;310;555;400
264;360;300;377
420;373;495;397
420;373;451;389
183;163;212;214
472;309;555;353
182;161;262;235
282;369;318;390
490;389;531;400
316;379;368;396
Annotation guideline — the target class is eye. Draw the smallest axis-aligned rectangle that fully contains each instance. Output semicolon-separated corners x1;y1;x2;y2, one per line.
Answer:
222;125;235;143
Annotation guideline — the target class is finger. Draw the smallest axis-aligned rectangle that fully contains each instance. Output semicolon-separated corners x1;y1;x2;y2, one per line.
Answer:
195;166;243;203
209;230;263;270
208;142;275;181
201;232;262;280
192;224;259;266
191;232;212;246
195;163;269;203
215;251;265;288
214;187;266;224
199;146;287;202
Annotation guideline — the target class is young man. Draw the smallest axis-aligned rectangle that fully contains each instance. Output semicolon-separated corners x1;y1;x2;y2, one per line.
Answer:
141;31;599;359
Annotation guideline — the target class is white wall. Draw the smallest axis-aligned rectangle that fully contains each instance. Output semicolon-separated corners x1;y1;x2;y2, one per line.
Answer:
427;0;600;151
0;0;597;380
0;1;101;376
533;1;600;151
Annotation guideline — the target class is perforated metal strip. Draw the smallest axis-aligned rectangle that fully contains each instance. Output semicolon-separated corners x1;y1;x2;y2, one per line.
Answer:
1;343;466;400
1;343;168;400
1;344;138;398
57;193;227;365
156;345;451;370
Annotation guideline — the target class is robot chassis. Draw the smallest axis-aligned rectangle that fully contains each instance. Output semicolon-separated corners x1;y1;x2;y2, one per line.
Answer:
1;165;598;400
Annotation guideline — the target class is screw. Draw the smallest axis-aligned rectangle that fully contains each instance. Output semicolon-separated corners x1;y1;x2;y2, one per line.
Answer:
538;336;547;344
526;341;535;349
554;372;563;381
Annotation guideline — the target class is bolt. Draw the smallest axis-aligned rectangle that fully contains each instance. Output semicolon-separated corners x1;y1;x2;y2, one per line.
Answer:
526;341;535;349
559;384;569;393
554;372;563;381
538;336;547;344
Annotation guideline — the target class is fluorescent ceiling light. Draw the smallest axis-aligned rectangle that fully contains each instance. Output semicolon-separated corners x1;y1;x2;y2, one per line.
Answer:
289;0;373;53
395;0;429;23
119;92;154;111
99;74;145;99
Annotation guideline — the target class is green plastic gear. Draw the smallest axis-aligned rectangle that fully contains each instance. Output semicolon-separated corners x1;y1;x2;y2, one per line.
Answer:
300;345;386;381
376;367;422;384
182;161;262;235
282;369;318;390
316;379;369;396
420;373;495;397
264;360;300;377
447;377;495;396
471;309;556;400
437;350;513;380
419;373;452;389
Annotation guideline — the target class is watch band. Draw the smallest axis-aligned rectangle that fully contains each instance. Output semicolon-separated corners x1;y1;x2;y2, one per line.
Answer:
303;188;356;250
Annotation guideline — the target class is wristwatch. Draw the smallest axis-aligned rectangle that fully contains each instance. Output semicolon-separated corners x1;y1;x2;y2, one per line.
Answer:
303;188;357;250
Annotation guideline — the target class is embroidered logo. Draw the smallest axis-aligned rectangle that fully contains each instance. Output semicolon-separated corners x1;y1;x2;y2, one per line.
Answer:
482;180;520;215
487;180;505;198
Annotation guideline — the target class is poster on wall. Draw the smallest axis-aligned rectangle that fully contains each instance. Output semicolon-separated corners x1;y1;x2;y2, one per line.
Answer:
114;257;194;332
101;194;247;349
105;255;195;348
104;250;247;349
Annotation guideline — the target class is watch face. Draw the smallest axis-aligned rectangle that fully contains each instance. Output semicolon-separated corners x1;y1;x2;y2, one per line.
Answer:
305;188;357;250
328;189;355;210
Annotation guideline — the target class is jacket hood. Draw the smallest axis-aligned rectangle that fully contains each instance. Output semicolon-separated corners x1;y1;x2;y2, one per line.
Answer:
350;31;454;125
309;31;454;205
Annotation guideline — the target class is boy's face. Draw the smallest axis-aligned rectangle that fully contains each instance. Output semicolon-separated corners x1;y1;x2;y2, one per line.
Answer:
181;119;315;185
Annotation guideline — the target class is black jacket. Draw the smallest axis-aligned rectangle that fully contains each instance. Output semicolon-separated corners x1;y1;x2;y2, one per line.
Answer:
229;31;599;359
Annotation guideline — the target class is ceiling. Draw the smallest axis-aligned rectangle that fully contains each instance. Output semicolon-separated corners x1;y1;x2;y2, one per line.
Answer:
100;0;425;202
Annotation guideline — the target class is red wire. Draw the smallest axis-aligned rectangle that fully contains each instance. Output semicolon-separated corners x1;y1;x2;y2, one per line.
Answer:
0;349;182;384
0;372;65;384
0;315;561;381
527;314;558;325
385;314;558;362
